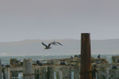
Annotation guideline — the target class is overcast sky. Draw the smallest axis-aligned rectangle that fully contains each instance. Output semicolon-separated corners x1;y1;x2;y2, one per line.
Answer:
0;0;119;42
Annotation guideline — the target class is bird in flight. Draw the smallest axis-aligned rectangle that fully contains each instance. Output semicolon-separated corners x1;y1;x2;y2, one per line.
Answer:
41;41;63;49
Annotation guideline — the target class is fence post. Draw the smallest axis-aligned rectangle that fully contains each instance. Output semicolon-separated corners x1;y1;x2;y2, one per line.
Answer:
0;59;2;79
80;33;92;79
23;59;34;79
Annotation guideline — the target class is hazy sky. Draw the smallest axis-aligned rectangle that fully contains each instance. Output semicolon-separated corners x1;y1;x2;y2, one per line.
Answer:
0;0;119;42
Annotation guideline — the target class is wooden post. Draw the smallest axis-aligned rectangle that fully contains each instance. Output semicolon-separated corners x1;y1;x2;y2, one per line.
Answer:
0;59;2;79
80;33;92;79
23;59;34;79
4;67;10;79
0;67;2;79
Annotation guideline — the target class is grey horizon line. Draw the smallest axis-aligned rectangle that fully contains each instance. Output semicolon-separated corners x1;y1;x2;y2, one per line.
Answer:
0;38;119;43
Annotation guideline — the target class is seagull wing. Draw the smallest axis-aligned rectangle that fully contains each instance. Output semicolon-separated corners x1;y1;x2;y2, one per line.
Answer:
41;42;47;47
48;43;52;47
56;42;63;46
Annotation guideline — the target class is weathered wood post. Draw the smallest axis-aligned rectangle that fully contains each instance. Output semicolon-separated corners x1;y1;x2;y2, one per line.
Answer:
0;66;2;79
80;33;92;79
23;59;34;79
4;67;10;79
0;59;2;79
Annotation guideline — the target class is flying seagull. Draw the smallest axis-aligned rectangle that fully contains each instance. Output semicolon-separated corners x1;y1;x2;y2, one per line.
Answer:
41;41;63;49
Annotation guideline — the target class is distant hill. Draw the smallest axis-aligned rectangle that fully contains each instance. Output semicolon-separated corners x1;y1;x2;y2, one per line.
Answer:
0;39;119;56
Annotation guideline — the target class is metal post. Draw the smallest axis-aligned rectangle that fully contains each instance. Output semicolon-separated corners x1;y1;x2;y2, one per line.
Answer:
80;33;92;79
